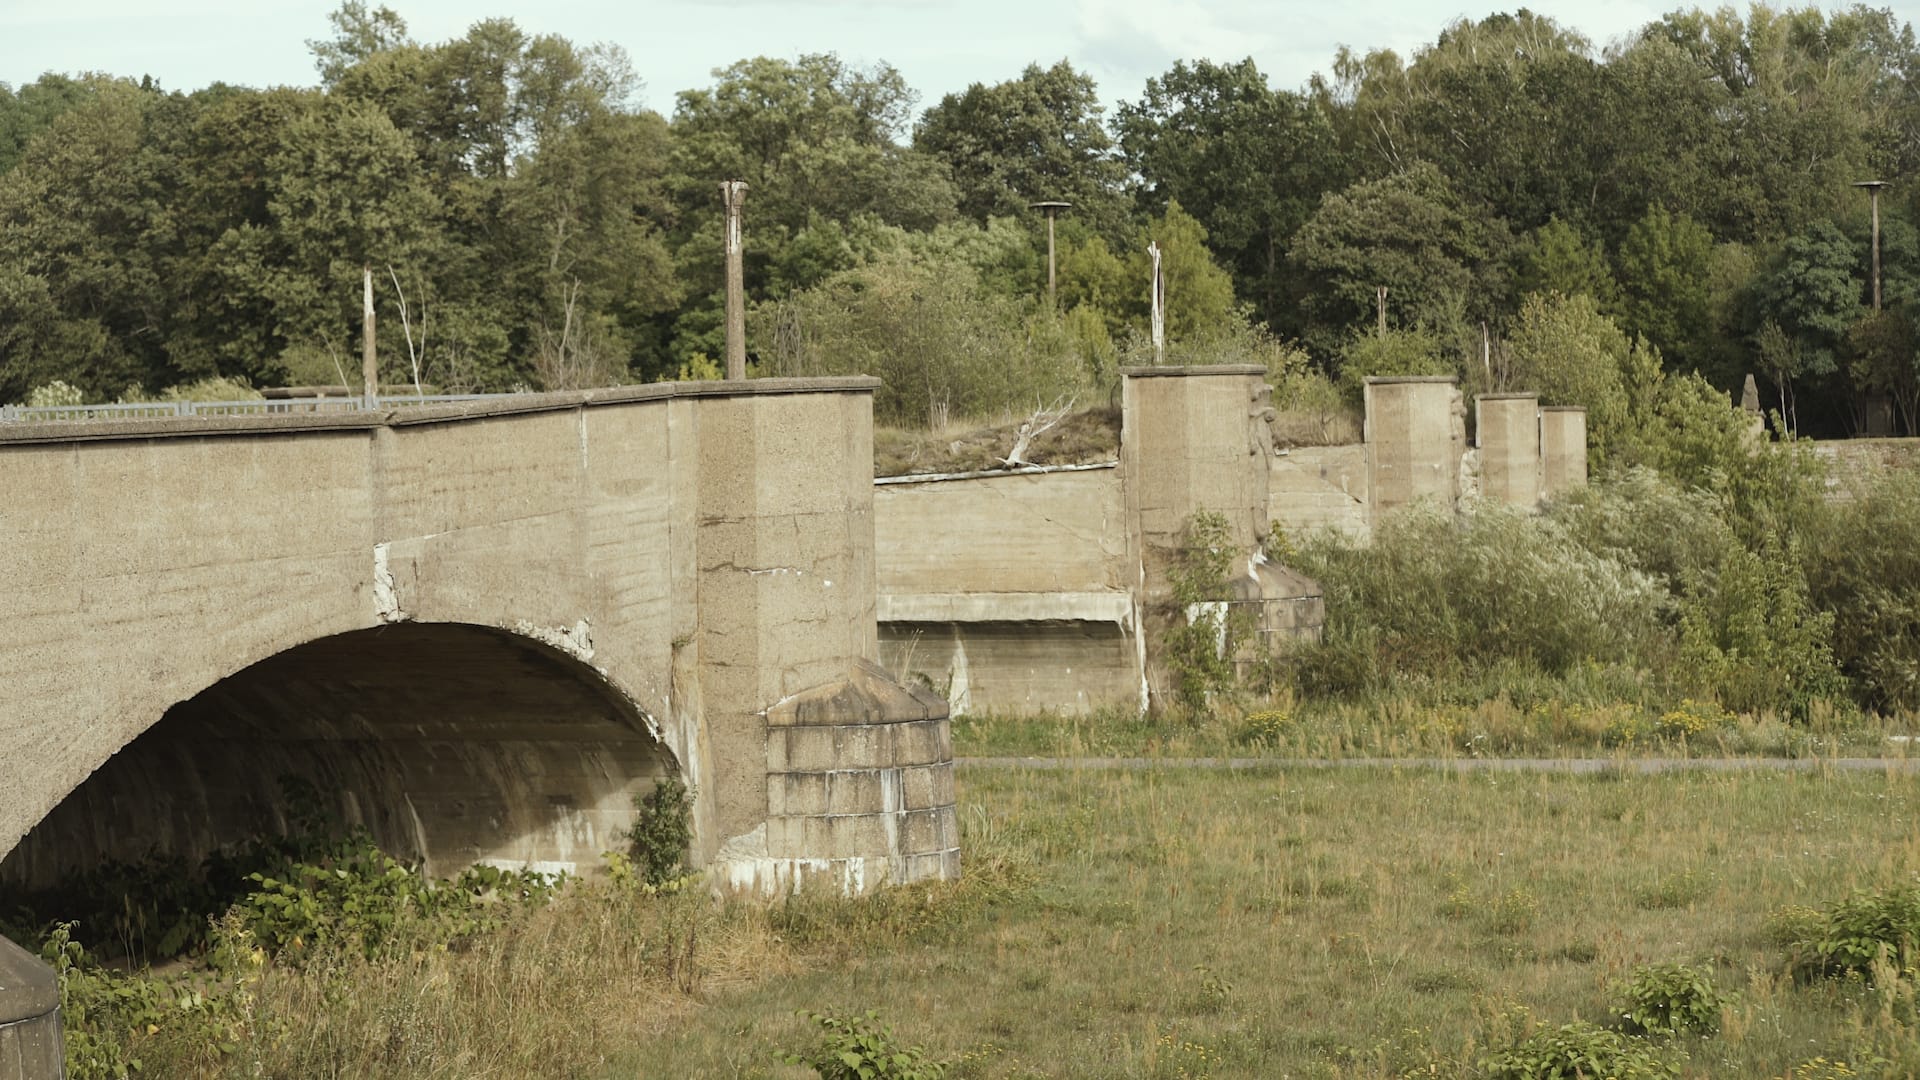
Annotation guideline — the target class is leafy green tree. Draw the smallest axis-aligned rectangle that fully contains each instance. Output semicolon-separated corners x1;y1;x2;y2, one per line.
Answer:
1336;327;1454;400
308;1;412;87
1586;36;1733;239
1637;5;1897;239
1131;201;1238;344
670;53;938;237
913;61;1126;234
1503;292;1636;461
0;80;169;399
1288;162;1509;359
1847;308;1919;434
1114;58;1344;331
1616;205;1716;372
753;245;1081;427
666;54;954;365
1057;233;1133;340
1325;13;1606;232
262;97;443;355
1513;218;1618;309
0;74;102;175
1754;220;1862;429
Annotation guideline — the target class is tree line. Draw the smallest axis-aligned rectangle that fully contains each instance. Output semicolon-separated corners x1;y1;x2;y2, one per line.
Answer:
2;2;1917;434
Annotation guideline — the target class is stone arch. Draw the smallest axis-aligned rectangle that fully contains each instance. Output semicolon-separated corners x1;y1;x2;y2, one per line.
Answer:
1;622;679;891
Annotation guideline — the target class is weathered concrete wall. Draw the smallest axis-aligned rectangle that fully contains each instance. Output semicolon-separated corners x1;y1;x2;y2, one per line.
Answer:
1123;367;1274;557
879;620;1139;716
1812;437;1920;495
1476;394;1541;507
875;467;1127;596
1269;444;1370;540
1365;376;1465;519
1540;406;1589;496
2;625;673;888
873;467;1136;715
0;380;954;901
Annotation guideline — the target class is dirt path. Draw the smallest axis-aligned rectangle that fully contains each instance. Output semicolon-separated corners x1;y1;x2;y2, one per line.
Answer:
958;755;1920;773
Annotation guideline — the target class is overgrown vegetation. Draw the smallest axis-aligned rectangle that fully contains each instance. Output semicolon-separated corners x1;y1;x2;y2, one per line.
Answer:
16;765;1919;1078
1611;963;1730;1037
778;1010;951;1080
619;774;695;887
1277;438;1920;729
1161;511;1249;711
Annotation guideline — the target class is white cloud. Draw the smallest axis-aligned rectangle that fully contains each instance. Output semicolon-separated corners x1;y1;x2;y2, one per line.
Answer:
1075;0;1271;76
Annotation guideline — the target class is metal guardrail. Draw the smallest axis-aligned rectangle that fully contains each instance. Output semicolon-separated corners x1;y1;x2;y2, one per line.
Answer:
0;394;511;423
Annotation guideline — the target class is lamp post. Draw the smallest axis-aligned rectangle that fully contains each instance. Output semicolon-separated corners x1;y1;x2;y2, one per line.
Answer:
1854;180;1890;311
1029;200;1071;307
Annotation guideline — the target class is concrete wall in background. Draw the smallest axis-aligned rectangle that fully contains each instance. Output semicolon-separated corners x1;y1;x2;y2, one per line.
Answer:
877;367;1330;716
872;373;1590;717
1268;444;1370;539
1811;437;1920;495
874;466;1134;714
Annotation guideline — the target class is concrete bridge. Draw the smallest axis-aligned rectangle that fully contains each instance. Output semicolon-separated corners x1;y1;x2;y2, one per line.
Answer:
0;378;958;909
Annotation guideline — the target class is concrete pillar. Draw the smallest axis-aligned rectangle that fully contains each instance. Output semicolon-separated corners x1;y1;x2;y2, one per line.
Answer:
1539;406;1588;496
1365;376;1465;520
1122;366;1273;559
1475;393;1541;507
0;935;60;1080
1121;366;1321;711
691;381;956;893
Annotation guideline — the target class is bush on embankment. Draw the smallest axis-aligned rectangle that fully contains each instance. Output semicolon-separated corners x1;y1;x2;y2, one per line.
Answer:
1286;454;1920;724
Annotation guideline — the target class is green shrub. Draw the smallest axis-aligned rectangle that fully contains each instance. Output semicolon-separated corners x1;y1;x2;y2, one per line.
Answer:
39;922;260;1080
1805;474;1920;711
1611;963;1729;1036
779;1010;949;1080
1293;503;1668;688
1795;882;1920;981
1548;468;1733;600
1677;533;1845;719
1162;511;1243;711
623;775;695;886
25;379;85;407
1481;1021;1681;1079
238;829;560;962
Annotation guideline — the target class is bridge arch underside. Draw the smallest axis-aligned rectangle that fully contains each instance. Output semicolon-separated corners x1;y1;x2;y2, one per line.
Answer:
1;624;675;892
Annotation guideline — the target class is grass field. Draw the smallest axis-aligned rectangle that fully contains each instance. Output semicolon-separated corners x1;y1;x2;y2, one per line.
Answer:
950;700;1918;763
116;761;1920;1078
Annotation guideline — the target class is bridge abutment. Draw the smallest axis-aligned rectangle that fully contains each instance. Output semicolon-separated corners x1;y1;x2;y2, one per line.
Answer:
0;378;956;931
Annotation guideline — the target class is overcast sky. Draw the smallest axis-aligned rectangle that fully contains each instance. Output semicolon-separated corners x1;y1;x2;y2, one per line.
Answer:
1;0;1728;118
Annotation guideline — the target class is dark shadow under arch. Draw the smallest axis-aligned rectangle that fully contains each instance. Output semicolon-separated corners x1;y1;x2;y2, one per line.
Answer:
2;623;675;891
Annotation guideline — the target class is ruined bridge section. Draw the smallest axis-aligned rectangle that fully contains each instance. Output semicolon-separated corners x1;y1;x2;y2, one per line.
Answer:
0;378;957;902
